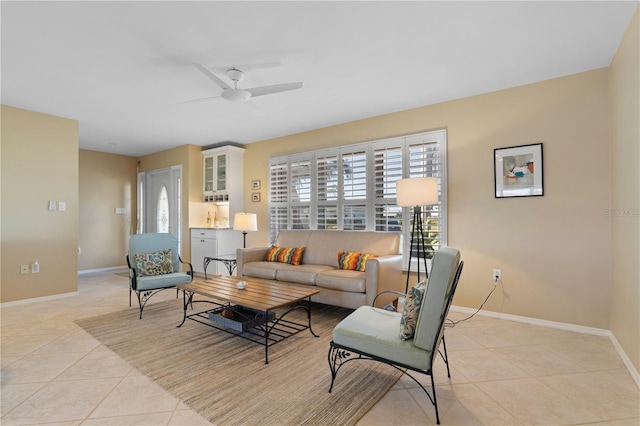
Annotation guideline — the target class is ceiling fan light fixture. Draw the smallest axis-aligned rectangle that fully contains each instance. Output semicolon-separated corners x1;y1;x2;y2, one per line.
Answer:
221;89;251;102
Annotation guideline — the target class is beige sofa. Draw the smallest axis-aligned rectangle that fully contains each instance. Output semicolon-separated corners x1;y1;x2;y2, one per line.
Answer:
236;230;403;309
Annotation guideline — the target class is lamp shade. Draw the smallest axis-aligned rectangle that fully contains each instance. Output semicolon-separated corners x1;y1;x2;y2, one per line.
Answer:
233;213;257;232
396;177;438;207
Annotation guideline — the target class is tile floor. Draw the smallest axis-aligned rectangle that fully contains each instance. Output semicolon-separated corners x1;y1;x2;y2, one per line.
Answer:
1;272;638;425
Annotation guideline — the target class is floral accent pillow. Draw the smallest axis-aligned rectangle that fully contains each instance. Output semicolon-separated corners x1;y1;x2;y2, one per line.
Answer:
400;280;428;340
264;246;306;265
337;251;378;272
135;250;173;276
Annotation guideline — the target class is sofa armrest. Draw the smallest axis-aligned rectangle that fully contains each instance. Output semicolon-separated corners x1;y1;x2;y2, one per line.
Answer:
365;254;403;308
236;247;270;277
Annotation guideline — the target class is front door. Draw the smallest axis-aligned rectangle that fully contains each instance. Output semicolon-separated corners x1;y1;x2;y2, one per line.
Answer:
143;166;182;238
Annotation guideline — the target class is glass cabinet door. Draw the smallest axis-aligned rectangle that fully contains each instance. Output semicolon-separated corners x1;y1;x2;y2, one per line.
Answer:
216;153;227;191
204;156;214;192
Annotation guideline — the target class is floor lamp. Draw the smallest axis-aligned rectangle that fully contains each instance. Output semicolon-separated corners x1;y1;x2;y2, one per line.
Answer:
233;212;257;248
396;177;439;293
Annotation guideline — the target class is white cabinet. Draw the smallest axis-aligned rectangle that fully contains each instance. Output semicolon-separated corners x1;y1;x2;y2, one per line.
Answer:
191;230;217;274
190;229;243;276
202;146;244;203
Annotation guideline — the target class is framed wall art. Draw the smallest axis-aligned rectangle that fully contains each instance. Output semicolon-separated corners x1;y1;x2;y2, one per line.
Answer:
251;179;261;190
251;192;261;202
494;143;544;198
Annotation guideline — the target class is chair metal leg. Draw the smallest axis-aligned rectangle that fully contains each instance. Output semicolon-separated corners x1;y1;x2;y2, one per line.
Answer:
441;335;451;378
431;372;441;425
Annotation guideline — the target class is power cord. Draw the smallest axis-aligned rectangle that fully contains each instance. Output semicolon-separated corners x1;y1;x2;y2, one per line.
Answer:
445;279;500;328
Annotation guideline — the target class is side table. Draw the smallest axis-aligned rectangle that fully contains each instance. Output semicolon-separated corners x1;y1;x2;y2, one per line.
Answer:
203;254;237;279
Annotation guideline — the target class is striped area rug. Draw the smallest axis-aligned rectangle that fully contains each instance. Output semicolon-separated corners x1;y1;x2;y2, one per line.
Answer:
76;299;402;425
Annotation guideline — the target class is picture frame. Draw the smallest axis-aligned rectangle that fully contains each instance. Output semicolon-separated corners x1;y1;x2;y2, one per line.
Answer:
251;179;261;190
251;192;261;202
494;143;544;198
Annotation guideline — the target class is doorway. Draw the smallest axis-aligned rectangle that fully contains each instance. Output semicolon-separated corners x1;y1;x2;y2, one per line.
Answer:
138;166;182;244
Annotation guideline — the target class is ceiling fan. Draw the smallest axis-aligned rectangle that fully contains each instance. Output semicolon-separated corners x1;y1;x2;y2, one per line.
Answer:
192;63;303;103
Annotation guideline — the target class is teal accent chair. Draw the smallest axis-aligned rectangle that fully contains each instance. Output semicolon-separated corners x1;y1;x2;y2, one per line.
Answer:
126;233;193;319
328;247;463;425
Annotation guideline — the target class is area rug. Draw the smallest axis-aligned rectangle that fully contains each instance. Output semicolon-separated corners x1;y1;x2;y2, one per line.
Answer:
75;299;402;425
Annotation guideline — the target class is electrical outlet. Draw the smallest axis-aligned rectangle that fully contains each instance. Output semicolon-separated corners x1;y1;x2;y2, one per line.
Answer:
21;264;29;275
493;269;502;282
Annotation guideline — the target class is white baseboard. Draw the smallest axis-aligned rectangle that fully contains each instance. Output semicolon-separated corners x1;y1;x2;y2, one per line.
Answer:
450;305;610;335
608;332;640;389
450;305;640;390
78;265;128;275
1;291;79;308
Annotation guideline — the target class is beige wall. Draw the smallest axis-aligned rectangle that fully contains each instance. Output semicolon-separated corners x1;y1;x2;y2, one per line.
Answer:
609;6;639;373
138;144;202;264
244;68;612;329
1;105;79;303
78;150;138;271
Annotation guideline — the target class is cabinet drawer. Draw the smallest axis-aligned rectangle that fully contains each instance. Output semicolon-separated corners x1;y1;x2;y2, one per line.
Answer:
191;229;218;239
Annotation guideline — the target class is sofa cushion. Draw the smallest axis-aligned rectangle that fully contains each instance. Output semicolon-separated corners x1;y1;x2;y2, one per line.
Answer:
242;261;280;279
276;264;334;285
264;246;306;265
134;250;173;276
338;251;378;272
400;280;427;340
316;269;366;293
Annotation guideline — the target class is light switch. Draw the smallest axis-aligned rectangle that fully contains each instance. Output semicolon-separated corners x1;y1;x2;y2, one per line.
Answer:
48;200;56;211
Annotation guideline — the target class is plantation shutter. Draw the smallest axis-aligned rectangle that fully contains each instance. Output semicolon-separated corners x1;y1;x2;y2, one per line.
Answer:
316;152;339;230
340;147;367;230
372;141;403;232
404;131;447;260
290;157;312;230
268;159;289;244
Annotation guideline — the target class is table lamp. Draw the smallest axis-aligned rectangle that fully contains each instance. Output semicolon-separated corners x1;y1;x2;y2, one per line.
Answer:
233;213;257;248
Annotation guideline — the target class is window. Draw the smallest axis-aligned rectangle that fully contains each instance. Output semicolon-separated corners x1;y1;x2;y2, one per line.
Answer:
157;185;169;233
268;130;447;269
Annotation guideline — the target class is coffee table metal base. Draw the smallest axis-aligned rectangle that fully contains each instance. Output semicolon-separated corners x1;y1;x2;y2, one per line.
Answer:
177;291;318;364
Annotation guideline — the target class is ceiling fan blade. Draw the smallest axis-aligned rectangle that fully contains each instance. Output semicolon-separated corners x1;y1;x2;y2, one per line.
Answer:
246;82;303;98
193;63;231;90
177;95;221;105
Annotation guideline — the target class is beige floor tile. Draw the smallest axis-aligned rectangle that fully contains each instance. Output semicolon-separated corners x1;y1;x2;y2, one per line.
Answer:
448;348;529;382
1;378;120;425
33;332;101;354
1;333;59;356
476;377;603;424
489;344;586;376
89;375;180;418
82;412;173;425
538;371;640;421
1;352;86;384
588;417;640;425
543;339;627;371
0;382;46;413
168;409;212;425
0;355;21;369
440;327;484;350
55;349;133;381
356;388;433;425
414;383;520;425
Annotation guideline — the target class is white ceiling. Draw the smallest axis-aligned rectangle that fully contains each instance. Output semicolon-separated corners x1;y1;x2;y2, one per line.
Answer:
2;1;637;157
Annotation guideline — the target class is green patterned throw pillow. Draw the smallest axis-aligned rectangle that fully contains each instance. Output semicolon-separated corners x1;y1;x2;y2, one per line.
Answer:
399;280;427;340
135;250;173;276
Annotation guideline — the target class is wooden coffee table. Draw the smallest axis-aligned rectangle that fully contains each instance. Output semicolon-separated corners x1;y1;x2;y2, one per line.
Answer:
177;276;319;364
